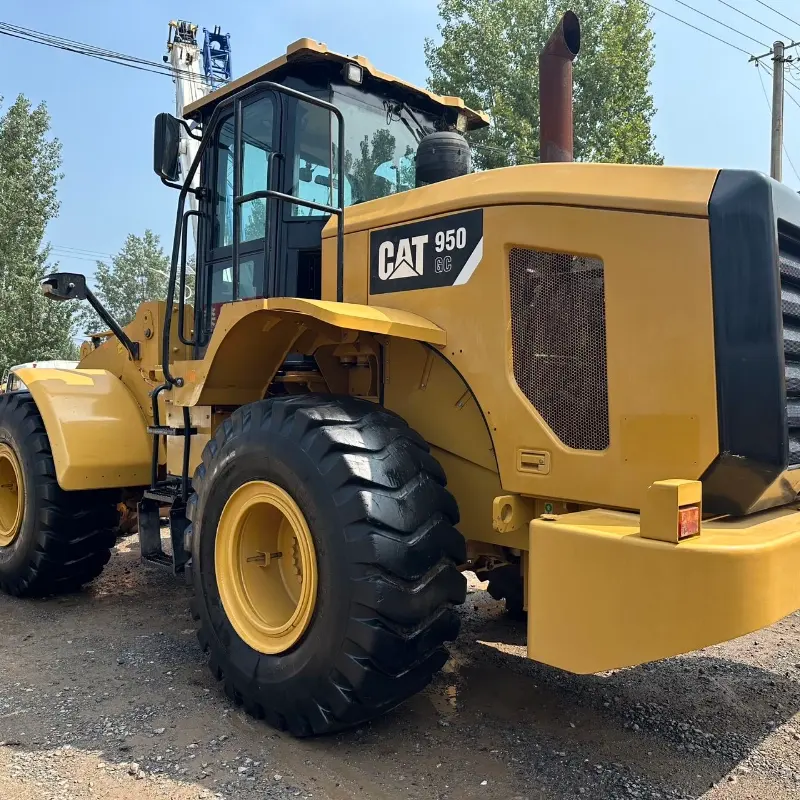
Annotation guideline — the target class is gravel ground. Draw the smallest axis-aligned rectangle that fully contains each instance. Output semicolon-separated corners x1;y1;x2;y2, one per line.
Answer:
0;534;799;800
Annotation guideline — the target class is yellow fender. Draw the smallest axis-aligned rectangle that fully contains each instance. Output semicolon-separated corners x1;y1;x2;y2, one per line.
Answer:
14;368;151;491
266;298;446;344
15;302;445;490
172;298;446;406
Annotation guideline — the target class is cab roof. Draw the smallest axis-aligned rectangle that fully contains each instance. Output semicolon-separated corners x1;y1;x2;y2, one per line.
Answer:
184;38;490;131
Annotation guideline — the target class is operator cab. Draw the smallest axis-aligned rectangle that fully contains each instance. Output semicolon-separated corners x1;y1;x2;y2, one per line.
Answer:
154;38;487;352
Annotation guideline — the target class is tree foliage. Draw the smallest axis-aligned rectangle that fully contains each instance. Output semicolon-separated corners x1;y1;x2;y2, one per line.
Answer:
244;199;267;242
0;95;77;374
344;130;416;202
425;0;662;168
78;230;171;333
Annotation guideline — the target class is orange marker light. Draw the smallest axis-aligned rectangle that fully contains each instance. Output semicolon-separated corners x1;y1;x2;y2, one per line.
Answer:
678;505;700;540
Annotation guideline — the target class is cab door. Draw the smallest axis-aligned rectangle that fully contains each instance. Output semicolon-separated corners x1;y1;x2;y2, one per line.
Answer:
198;90;281;341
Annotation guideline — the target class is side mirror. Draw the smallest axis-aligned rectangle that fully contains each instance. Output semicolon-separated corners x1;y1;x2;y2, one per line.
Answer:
41;272;87;302
154;112;181;182
41;273;141;361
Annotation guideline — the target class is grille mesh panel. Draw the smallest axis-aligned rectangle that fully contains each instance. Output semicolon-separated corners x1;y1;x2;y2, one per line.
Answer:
779;224;800;466
509;247;610;451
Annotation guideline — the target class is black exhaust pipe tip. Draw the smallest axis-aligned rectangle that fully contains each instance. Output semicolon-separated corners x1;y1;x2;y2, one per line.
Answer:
561;11;581;57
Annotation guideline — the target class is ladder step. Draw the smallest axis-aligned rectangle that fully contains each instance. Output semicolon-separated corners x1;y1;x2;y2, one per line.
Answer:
144;486;182;505
138;495;188;574
147;426;197;436
142;552;173;569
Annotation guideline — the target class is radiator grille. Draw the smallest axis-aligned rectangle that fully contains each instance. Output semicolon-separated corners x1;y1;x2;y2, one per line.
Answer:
509;247;609;451
779;223;800;466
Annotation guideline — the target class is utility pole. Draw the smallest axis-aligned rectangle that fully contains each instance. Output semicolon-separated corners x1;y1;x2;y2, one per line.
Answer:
771;40;785;181
751;40;799;182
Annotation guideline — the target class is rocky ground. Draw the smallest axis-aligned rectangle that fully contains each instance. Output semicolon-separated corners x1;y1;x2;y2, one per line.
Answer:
0;535;799;800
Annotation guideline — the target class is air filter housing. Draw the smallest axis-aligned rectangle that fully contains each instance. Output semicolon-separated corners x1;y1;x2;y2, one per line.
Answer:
415;131;471;187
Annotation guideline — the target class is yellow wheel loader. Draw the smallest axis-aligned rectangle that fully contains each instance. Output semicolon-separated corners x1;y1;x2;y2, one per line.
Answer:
3;14;800;736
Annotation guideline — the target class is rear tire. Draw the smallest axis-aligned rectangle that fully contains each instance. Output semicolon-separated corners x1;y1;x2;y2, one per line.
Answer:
187;394;466;736
0;393;118;597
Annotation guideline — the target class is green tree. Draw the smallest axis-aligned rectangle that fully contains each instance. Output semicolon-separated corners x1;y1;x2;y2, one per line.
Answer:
79;230;171;333
425;0;662;168
343;129;421;202
244;199;267;242
0;95;77;374
397;145;416;192
345;129;397;203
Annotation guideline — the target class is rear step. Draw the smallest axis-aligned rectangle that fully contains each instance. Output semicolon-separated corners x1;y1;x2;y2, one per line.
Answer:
138;483;190;574
143;394;196;574
147;425;197;437
144;486;183;505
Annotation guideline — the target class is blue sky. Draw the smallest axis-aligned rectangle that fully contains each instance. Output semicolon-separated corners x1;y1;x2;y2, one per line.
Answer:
1;0;798;276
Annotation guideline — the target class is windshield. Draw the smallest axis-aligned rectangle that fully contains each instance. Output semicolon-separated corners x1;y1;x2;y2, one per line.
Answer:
291;90;427;216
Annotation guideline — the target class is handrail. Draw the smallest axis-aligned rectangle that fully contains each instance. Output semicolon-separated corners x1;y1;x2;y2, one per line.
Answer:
234;188;343;216
177;209;201;347
162;79;348;389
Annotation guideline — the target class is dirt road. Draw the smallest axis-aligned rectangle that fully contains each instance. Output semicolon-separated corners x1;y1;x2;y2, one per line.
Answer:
1;535;799;800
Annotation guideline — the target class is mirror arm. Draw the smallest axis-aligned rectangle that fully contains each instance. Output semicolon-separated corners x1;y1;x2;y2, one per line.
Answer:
160;175;184;192
83;286;140;361
160;173;205;198
181;120;203;141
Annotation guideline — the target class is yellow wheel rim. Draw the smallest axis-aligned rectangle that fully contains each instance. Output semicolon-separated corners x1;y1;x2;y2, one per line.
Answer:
215;481;318;655
0;443;24;547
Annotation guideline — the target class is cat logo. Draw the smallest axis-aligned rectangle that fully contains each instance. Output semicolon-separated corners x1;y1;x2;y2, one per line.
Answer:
377;235;429;281
369;209;483;295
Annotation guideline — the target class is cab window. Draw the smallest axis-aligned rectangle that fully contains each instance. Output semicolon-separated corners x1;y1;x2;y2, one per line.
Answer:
335;91;418;204
213;94;277;247
290;100;348;216
289;91;422;217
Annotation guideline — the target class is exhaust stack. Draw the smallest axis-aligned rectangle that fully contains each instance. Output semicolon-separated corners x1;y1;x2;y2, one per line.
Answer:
539;11;581;163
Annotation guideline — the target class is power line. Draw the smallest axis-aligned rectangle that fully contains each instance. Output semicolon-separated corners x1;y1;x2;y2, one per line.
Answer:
711;0;790;39
471;141;536;163
761;57;800;102
0;21;215;87
0;28;201;84
50;251;112;263
49;251;105;264
0;27;176;79
50;245;114;259
750;41;800;63
640;1;752;54
755;62;800;182
1;21;164;67
0;21;207;82
760;62;800;113
752;0;800;29
50;243;114;256
668;0;767;48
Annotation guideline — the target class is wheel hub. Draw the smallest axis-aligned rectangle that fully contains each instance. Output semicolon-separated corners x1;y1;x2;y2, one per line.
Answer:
215;481;318;655
0;443;24;547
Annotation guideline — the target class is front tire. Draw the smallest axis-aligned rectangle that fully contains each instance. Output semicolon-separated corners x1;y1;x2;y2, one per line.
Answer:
187;395;466;736
0;393;118;597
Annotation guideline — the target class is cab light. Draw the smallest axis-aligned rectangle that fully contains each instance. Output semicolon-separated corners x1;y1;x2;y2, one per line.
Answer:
344;63;363;85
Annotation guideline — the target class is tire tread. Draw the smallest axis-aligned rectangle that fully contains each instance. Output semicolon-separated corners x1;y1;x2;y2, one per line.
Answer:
0;393;116;597
192;394;466;736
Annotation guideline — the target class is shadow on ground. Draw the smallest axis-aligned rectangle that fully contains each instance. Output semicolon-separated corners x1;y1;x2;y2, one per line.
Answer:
0;542;797;799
